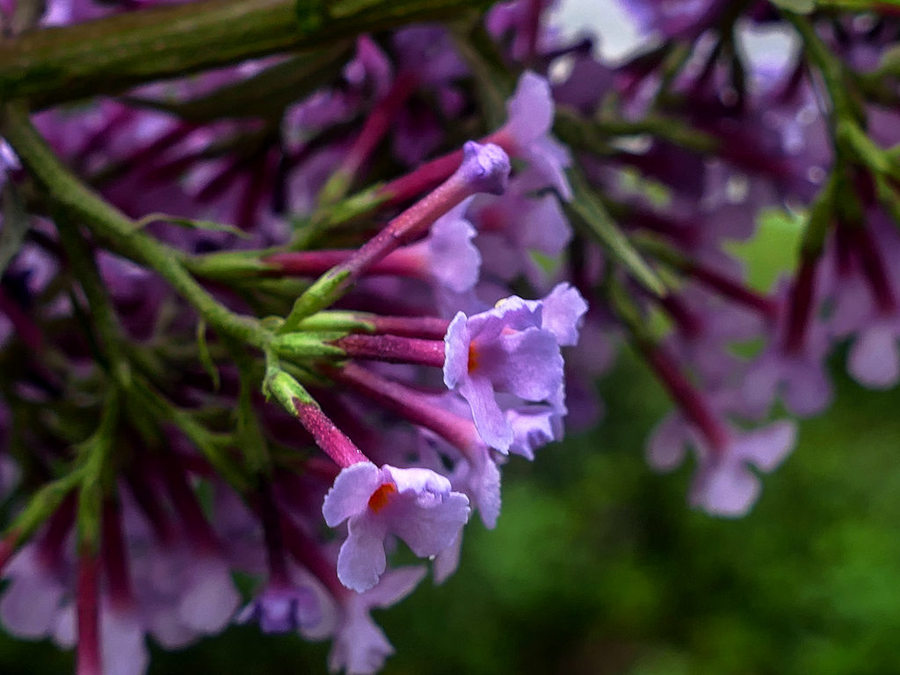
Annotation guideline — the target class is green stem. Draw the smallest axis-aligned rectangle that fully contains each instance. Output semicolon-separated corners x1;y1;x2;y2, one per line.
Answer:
54;210;132;387
785;12;863;128
1;468;84;554
76;390;120;552
129;377;251;492
1;103;272;349
222;335;271;476
566;166;667;297
125;41;354;123
591;116;719;154
799;174;837;258
0;0;493;107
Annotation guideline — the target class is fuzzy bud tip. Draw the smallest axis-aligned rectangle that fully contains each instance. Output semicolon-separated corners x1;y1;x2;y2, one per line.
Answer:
459;141;510;196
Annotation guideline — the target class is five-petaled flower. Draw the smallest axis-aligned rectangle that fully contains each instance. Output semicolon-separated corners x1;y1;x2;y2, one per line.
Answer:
323;463;470;592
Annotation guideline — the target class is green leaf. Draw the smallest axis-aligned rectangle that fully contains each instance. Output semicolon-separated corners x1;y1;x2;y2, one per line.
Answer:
566;168;667;297
278;267;353;332
135;213;251;239
196;320;221;392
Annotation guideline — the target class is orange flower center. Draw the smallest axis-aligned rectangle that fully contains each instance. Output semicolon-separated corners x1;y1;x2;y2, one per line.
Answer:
468;344;480;372
367;483;397;513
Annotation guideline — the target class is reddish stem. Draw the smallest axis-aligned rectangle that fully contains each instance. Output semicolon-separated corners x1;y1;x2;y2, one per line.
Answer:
76;550;102;675
126;472;177;546
687;263;779;318
336;70;418;180
523;0;544;64
378;150;463;206
265;247;425;279
333;334;445;368
343;168;474;279
376;128;509;207
293;400;369;468
782;256;818;355
334;362;480;453
643;345;729;453
258;484;290;587
853;225;897;315
159;458;220;554
369;315;451;339
280;514;345;599
101;499;134;611
0;530;19;574
660;295;702;338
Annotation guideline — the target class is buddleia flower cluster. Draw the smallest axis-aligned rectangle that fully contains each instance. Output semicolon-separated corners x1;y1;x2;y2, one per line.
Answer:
0;0;899;672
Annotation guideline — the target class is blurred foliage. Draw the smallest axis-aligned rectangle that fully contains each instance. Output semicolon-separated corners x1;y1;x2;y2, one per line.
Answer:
2;347;899;674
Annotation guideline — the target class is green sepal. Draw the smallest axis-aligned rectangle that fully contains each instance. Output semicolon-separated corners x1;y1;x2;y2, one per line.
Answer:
263;366;316;415
278;268;353;332
296;311;375;333
271;331;347;359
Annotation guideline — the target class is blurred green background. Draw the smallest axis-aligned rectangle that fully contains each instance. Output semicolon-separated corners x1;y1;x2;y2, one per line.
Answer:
2;348;899;674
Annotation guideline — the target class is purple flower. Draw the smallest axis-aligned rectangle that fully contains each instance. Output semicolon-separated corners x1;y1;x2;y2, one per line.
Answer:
648;414;796;517
419;427;503;530
443;284;586;450
52;602;149;675
236;583;320;633
485;0;555;61
496;71;572;200
344;35;393;98
528;282;589;347
325;566;426;675
661;283;766;388
471;180;571;284
825;215;900;390
391;26;467;86
0;544;68;639
322;463;469;592
622;0;730;40
506;401;564;461
742;324;833;419
847;318;900;389
391;197;481;294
